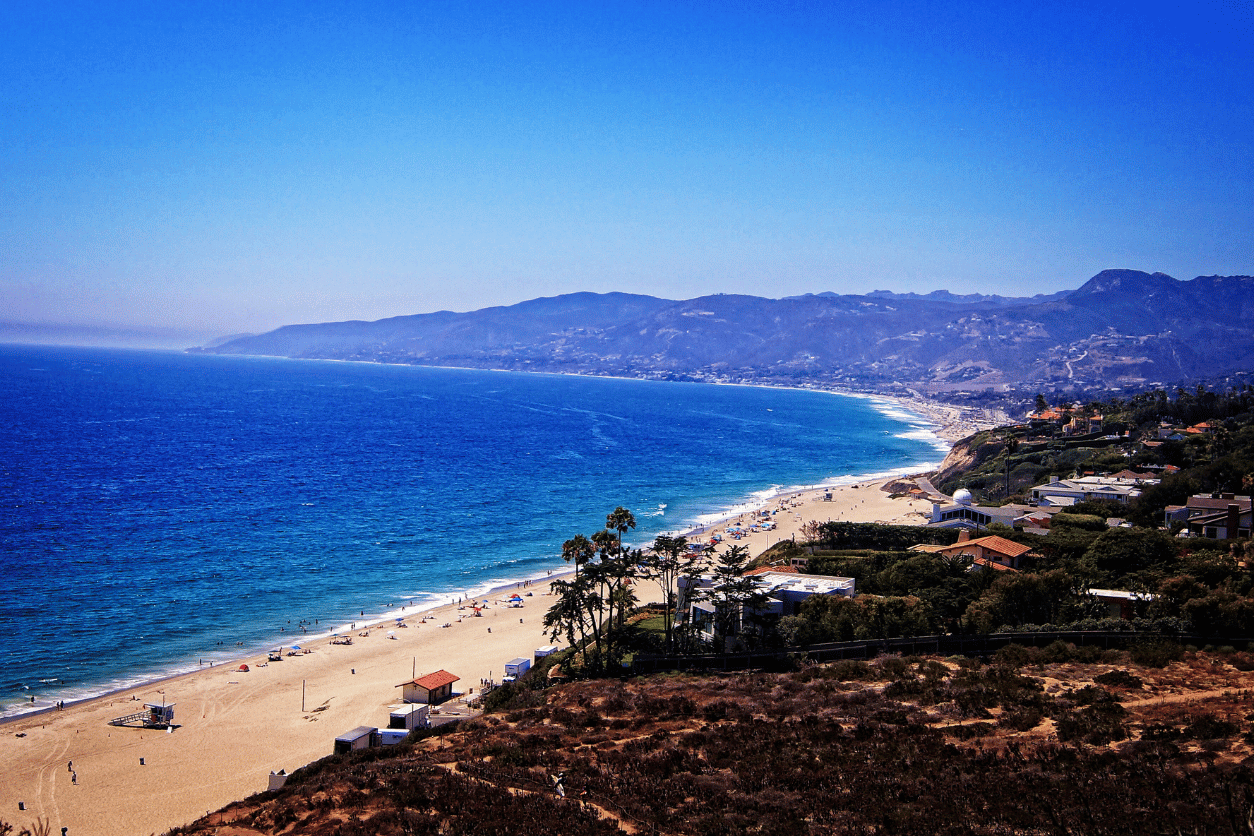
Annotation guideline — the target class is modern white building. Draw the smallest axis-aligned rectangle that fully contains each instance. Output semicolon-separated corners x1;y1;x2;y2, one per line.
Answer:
928;488;1020;530
678;569;855;642
1029;476;1153;506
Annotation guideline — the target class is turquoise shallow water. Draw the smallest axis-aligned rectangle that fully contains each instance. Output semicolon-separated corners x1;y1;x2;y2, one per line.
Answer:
0;345;945;716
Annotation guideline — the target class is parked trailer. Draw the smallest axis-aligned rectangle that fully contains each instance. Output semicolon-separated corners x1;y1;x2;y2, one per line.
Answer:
377;728;409;746
503;657;531;682
389;703;430;730
534;645;559;662
333;726;377;755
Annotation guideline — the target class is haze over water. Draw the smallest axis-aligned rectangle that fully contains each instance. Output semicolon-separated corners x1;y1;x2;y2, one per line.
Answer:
0;345;945;717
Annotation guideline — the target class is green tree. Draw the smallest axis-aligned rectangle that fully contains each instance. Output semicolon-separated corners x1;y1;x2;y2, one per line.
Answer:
545;507;641;674
543;574;594;654
645;534;695;653
1081;528;1179;585
963;569;1074;632
696;545;770;651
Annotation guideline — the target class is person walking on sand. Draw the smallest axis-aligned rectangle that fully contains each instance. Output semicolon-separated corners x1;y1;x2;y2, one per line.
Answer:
71;771;77;784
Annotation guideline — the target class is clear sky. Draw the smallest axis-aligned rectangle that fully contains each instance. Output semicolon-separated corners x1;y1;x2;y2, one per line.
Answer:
3;1;1252;341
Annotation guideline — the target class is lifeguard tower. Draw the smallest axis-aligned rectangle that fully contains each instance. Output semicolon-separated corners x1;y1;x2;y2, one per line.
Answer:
108;702;175;729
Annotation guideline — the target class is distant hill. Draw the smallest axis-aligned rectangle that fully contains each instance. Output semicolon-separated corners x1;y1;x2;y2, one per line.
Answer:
194;270;1254;396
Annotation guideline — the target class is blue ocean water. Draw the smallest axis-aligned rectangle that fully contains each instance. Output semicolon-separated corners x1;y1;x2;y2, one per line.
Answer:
0;345;945;717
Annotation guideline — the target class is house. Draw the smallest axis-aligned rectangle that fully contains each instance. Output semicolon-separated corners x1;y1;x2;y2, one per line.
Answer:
1029;476;1150;506
1088;589;1155;620
1013;509;1054;536
970;556;1018;573
1107;469;1159;482
927;489;1019;531
1185;504;1251;540
678;570;855;642
1168;493;1252;539
910;530;1033;570
751;571;856;617
396;670;460;704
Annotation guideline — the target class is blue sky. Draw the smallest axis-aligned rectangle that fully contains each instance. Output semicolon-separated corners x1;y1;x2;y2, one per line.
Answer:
3;1;1252;340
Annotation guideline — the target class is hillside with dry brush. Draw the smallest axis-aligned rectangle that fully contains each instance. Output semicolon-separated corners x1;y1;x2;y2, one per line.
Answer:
155;642;1254;836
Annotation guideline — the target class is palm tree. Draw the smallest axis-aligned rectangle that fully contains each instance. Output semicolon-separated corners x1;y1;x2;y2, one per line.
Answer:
605;507;636;559
1004;436;1020;497
561;534;594;581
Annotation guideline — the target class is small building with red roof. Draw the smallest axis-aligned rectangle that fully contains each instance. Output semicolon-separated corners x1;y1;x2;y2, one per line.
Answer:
397;670;460;704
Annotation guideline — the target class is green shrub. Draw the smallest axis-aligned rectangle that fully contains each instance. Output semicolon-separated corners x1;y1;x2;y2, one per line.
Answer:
874;656;911;680
1094;669;1143;690
945;722;996;739
1056;702;1128;745
829;659;871;681
1183;714;1239;740
999;706;1044;731
1129;639;1184;668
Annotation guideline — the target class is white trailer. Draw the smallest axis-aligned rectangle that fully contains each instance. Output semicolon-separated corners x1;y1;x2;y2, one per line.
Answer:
389;703;430;730
503;657;531;681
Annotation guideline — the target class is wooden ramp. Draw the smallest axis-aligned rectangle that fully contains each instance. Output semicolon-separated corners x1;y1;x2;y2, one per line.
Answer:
108;703;175;728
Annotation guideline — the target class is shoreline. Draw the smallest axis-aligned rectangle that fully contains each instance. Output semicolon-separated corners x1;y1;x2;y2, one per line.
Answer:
2;383;985;726
0;475;945;836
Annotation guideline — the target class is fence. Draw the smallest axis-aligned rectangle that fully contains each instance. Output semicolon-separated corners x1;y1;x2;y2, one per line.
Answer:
628;630;1251;675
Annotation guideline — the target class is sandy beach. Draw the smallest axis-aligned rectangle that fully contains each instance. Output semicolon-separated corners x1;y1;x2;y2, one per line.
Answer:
0;477;938;836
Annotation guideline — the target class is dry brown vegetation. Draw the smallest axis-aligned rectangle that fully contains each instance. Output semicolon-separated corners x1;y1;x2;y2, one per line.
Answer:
156;644;1254;835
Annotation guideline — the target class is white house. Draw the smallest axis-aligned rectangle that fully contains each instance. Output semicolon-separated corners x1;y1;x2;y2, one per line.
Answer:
678;569;855;642
1029;476;1152;506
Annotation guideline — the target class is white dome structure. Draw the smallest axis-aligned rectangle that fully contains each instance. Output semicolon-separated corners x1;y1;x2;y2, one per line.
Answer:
953;488;974;506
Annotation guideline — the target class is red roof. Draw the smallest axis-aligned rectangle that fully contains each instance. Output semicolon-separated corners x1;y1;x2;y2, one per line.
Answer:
744;565;799;576
916;535;1031;560
398;670;460;690
965;535;1032;558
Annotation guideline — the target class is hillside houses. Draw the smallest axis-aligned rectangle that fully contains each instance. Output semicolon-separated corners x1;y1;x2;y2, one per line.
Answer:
1165;493;1252;539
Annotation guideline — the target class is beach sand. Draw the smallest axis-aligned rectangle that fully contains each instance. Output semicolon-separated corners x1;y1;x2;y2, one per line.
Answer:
0;478;933;836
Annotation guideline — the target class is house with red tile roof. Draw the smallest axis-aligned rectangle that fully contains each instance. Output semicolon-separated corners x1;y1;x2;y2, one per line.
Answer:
910;530;1033;570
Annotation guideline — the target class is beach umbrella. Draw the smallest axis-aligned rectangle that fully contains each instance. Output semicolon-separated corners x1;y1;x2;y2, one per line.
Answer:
290;645;301;650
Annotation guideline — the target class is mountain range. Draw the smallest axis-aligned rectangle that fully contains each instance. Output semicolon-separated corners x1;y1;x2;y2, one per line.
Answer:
194;270;1254;398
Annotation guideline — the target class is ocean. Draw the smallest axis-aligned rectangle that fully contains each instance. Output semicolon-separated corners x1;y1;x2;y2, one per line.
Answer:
0;344;946;717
